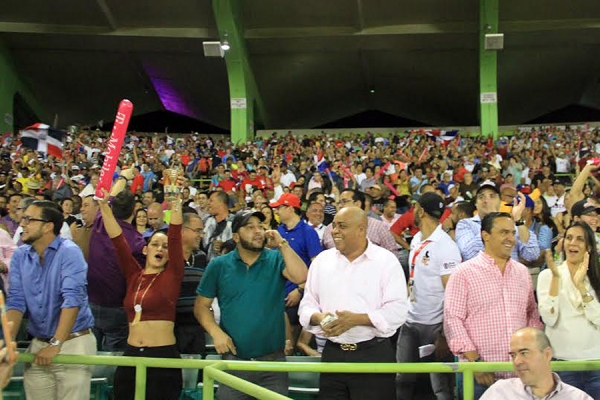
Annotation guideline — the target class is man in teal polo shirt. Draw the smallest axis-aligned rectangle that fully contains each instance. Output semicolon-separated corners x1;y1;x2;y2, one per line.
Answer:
195;210;308;399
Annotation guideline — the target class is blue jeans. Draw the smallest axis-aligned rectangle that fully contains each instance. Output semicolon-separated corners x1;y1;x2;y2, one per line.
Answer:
90;303;128;352
558;370;600;400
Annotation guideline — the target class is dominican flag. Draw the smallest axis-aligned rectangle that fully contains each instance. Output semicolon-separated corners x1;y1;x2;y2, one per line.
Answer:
424;130;460;146
315;151;328;172
19;123;65;158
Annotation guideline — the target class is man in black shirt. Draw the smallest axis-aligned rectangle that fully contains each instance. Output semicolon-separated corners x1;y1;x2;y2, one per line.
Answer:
175;212;208;357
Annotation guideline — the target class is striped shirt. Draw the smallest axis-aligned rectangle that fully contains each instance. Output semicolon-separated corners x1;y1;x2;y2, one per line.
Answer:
444;251;543;379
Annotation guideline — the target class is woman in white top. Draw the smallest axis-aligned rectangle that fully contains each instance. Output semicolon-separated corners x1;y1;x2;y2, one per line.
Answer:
538;221;600;399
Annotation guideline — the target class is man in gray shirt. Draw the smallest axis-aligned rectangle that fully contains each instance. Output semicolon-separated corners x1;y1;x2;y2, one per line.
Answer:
480;327;592;399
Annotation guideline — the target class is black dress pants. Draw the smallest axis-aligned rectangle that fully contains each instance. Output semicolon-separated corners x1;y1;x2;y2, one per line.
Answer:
113;344;182;400
319;338;395;400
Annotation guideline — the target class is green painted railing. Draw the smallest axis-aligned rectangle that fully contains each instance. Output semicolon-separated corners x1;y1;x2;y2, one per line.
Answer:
15;353;600;400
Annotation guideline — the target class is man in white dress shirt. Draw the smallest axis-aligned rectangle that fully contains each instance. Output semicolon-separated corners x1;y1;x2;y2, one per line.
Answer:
299;206;408;399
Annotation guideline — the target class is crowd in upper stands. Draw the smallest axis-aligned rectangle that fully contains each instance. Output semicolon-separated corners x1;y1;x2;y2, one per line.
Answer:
0;123;599;400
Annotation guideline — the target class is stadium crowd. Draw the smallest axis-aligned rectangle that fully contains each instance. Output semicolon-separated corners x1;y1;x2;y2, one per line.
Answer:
0;124;598;399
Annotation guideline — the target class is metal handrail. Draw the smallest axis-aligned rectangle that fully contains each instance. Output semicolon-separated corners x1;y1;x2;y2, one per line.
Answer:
14;352;600;400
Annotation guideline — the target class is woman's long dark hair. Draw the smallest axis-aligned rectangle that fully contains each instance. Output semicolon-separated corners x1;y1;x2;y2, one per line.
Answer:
565;221;600;298
535;196;558;238
132;208;149;229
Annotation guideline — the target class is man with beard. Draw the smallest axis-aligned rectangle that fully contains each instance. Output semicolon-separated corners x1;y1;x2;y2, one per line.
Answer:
7;200;96;399
195;210;308;399
396;193;460;400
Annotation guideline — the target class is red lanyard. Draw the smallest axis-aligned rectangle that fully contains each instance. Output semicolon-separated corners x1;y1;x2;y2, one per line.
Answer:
410;240;431;278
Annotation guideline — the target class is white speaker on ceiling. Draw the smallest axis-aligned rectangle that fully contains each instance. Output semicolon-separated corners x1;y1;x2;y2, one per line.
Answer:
203;41;225;58
484;33;504;50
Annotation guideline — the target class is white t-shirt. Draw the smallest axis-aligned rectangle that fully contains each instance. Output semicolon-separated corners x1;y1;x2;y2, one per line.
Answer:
280;171;297;188
555;157;570;174
551;194;566;218
544;194;558;209
407;225;461;325
354;173;366;186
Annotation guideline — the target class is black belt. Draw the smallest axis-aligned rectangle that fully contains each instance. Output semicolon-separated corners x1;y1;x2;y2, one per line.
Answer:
36;328;93;343
224;348;284;361
327;337;388;351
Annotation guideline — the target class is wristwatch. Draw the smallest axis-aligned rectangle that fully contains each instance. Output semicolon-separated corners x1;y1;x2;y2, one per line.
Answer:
515;219;526;226
277;239;289;249
582;292;594;302
48;337;62;347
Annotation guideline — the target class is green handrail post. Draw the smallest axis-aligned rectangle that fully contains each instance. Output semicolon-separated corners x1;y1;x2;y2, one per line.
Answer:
463;368;475;400
134;362;147;400
203;361;227;400
203;365;216;400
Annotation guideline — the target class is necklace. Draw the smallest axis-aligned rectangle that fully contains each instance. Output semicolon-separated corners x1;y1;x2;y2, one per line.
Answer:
185;252;195;268
132;271;162;324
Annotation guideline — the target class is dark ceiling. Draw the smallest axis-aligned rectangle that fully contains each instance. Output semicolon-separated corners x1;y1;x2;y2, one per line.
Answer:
1;0;600;132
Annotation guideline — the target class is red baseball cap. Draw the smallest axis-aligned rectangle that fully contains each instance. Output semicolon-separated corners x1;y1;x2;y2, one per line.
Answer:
269;193;301;209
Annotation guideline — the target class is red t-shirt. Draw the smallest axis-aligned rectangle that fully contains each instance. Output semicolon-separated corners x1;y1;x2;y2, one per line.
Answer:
112;224;184;323
218;178;237;192
180;154;191;166
390;206;451;238
130;174;144;194
241;177;267;194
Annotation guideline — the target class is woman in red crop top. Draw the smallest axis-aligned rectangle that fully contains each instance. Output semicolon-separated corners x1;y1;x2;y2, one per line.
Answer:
98;188;184;400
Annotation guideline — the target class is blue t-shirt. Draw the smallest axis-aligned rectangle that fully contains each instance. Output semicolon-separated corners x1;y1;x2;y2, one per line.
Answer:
278;219;322;295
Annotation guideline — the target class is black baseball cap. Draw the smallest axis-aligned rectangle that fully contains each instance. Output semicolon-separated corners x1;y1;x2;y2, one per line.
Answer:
417;192;446;220
571;200;600;217
231;210;266;233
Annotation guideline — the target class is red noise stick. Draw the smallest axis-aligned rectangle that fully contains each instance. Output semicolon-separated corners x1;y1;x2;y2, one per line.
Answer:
375;161;391;179
95;100;133;199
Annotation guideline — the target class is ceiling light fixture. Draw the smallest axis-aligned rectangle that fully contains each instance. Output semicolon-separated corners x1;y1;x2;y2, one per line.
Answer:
221;32;230;51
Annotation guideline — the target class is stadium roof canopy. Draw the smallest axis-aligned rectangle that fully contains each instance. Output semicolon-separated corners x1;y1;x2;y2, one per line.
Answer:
2;0;600;131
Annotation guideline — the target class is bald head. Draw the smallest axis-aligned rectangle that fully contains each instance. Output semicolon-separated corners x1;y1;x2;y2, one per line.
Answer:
147;202;164;230
336;206;368;230
510;327;554;388
331;206;368;261
512;327;551;352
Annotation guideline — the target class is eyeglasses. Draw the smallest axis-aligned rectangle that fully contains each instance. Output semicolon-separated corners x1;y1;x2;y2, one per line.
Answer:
184;226;204;235
337;198;354;205
21;216;50;225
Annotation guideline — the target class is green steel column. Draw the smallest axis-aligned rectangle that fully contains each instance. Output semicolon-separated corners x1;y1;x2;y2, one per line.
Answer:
213;0;264;144
0;41;45;132
479;0;499;139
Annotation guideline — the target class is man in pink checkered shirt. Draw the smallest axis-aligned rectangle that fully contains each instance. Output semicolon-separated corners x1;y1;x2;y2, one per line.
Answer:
444;211;543;399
